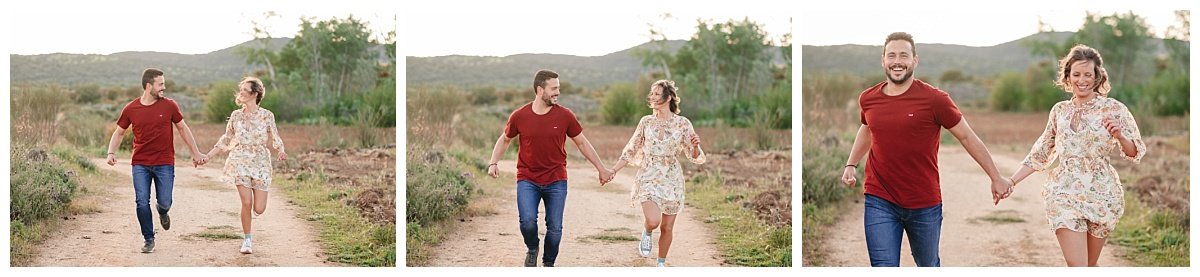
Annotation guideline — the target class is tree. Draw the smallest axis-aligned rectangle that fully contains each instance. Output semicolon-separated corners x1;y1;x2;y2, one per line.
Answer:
234;11;281;92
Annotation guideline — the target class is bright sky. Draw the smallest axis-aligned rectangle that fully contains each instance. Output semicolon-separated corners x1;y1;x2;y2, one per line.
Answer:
403;1;793;57
5;0;396;55
801;9;1188;47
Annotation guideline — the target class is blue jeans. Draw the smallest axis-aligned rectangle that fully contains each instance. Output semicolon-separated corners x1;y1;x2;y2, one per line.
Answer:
863;194;942;267
516;179;567;265
133;165;174;241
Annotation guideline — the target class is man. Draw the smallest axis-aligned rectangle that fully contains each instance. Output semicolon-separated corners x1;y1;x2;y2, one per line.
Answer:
105;68;206;253
840;32;1014;267
486;69;612;267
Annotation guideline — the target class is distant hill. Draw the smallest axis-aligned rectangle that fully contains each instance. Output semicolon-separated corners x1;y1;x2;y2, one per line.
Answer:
10;37;389;88
406;40;788;89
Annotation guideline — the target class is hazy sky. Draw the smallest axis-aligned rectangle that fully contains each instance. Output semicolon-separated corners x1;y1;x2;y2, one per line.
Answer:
5;0;396;55
403;3;793;57
801;9;1188;47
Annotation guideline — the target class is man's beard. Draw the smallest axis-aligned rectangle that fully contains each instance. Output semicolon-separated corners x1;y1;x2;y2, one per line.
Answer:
153;90;165;99
886;65;914;84
542;95;557;106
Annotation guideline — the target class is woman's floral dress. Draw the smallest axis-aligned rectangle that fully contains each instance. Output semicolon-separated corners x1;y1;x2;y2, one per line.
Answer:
1022;96;1146;238
212;108;286;191
619;113;706;215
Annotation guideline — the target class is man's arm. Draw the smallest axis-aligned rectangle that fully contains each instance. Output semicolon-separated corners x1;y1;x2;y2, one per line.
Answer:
106;126;127;166
947;118;1013;204
173;119;205;165
570;133;611;183
486;134;514;178
841;124;872;186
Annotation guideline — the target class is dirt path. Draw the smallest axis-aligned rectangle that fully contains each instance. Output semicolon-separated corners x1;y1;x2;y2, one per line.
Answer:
821;147;1131;266
30;159;332;266
427;160;724;267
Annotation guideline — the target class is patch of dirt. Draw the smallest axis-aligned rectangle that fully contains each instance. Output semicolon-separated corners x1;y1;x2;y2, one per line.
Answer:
279;146;397;225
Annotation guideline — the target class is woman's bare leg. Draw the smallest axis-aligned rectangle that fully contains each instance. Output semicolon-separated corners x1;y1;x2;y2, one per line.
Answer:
1055;228;1089;266
641;201;661;231
252;187;268;216
1086;231;1107;267
237;185;255;234
658;213;677;259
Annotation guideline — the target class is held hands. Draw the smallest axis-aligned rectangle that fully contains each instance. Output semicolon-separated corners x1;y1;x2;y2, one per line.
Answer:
192;153;209;168
1102;117;1124;140
598;167;615;186
991;177;1015;205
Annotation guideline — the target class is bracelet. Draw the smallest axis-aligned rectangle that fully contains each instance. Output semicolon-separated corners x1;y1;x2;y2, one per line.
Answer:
845;164;857;168
488;163;498;167
107;153;115;155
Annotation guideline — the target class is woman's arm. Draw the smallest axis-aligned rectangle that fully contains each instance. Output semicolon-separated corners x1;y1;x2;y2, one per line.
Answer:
207;114;237;158
267;111;287;160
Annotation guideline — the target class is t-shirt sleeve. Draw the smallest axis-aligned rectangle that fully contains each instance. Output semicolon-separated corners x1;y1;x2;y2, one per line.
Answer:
503;109;520;138
169;99;184;123
116;104;132;129
933;92;963;129
565;109;583;138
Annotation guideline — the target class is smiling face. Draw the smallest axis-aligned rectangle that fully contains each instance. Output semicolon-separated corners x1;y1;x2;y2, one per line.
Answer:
537;78;561;106
647;85;667;110
1067;60;1098;98
881;40;917;85
235;82;256;105
147;76;166;99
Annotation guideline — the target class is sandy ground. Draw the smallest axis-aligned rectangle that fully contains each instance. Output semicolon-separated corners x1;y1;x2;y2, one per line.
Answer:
820;147;1131;266
426;160;724;267
29;158;333;266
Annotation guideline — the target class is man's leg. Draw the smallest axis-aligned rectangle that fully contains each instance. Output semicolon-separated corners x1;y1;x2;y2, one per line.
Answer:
863;194;904;267
151;165;174;230
515;180;542;266
540;180;568;267
905;203;943;267
131;166;155;251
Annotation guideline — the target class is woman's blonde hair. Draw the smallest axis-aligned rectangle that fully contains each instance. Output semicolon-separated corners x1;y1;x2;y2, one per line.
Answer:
652;79;681;114
1055;44;1111;97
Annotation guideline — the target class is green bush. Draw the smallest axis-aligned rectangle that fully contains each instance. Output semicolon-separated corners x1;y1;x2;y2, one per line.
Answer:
1140;71;1189;116
405;149;473;224
204;81;240;123
10;145;78;225
601;83;646;126
990;72;1026;111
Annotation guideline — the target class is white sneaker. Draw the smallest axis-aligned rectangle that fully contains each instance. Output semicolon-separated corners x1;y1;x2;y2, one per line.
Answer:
240;238;253;254
638;231;653;257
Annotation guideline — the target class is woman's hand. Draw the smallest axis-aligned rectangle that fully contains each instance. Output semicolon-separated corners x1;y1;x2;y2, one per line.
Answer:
278;151;288;161
1102;117;1124;140
690;133;701;149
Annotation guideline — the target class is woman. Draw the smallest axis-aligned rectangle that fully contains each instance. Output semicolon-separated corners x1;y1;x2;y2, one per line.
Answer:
606;80;705;267
205;76;288;254
1008;45;1145;266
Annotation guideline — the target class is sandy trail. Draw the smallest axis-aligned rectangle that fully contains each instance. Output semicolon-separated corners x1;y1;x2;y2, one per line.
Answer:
427;160;724;267
821;147;1131;266
30;158;332;266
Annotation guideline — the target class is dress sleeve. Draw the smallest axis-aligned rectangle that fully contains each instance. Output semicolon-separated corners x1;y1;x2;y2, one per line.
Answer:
1114;103;1146;163
211;111;238;155
618;116;648;167
267;111;286;154
1022;103;1059;171
678;117;706;164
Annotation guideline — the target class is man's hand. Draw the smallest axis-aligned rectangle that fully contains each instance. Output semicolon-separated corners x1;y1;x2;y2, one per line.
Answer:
106;153;117;166
599;168;614;186
192;153;208;167
991;177;1015;205
841;166;857;187
487;163;499;178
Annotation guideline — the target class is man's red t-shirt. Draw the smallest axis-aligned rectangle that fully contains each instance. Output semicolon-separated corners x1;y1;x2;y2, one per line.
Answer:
504;102;583;186
859;79;963;209
117;97;184;166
